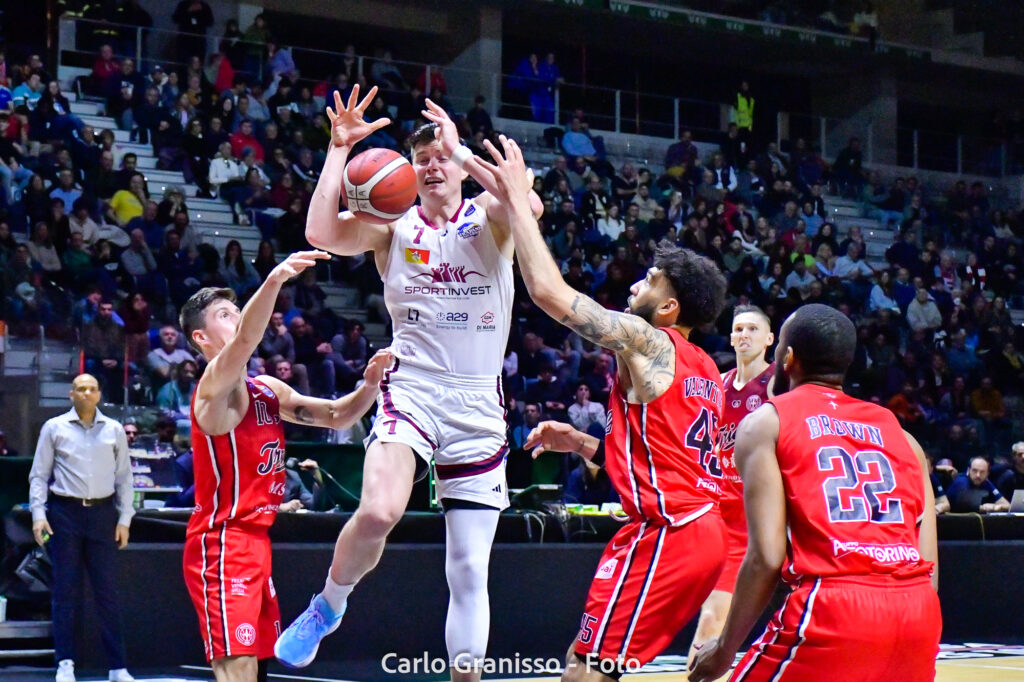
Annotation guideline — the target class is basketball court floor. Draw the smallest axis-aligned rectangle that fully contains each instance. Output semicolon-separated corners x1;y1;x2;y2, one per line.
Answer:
4;644;1023;681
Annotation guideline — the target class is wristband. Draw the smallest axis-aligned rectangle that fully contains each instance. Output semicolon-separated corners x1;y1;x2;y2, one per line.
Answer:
451;144;473;168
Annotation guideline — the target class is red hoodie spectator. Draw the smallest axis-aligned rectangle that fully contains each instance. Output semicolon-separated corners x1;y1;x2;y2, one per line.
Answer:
91;45;121;87
229;119;264;162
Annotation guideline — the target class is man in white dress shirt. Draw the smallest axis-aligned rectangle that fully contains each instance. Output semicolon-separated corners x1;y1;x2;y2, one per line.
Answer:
29;374;135;682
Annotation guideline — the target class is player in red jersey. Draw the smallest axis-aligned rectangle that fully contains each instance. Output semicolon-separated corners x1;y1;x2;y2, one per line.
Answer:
688;305;775;665
477;136;728;680
690;304;940;682
178;251;390;682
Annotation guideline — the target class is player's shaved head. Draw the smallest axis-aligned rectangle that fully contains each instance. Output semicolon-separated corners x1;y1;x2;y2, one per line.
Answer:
776;304;856;390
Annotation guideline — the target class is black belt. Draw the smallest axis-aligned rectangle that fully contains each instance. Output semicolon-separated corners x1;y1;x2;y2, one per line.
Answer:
52;492;115;507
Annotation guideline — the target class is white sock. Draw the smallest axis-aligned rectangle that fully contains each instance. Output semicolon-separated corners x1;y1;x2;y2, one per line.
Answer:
321;575;354;613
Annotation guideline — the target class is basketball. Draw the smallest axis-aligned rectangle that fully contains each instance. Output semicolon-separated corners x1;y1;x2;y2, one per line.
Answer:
343;148;418;224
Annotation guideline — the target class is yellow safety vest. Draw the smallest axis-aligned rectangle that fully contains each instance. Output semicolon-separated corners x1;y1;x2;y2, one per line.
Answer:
736;93;754;130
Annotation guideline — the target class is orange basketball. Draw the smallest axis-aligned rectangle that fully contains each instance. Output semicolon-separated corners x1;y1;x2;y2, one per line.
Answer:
343;148;417;224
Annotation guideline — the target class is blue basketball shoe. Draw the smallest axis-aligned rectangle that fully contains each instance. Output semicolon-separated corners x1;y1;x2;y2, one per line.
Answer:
274;594;345;668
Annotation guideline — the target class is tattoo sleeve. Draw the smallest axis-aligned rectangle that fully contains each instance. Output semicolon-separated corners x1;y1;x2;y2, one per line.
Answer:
559;295;668;356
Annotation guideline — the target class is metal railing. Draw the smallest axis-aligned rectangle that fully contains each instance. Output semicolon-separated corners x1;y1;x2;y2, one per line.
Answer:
54;15;1017;179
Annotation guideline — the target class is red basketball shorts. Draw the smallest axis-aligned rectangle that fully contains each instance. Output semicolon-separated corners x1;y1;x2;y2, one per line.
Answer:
731;574;941;682
183;527;280;661
714;500;747;594
574;510;726;669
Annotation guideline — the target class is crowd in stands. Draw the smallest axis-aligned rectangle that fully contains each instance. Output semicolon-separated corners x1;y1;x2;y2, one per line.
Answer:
3;13;1024;507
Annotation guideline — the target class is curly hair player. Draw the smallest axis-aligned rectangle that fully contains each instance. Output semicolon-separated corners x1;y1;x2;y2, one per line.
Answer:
477;134;729;681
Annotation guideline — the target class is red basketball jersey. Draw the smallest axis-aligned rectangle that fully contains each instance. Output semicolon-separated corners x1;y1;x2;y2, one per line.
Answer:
769;383;932;582
718;363;774;519
187;378;287;536
606;327;723;524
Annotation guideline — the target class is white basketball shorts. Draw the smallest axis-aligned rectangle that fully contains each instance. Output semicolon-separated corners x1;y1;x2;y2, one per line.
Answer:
368;358;509;510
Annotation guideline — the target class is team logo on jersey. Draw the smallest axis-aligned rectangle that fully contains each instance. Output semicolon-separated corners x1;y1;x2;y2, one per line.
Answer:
411;262;484;283
595;558;618;579
256;439;287;475
457;221;482;239
405;248;431;265
746;395;762;411
235;623;256;647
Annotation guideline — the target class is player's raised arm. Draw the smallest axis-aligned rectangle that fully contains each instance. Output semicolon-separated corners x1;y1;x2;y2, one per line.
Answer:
903;430;939;591
689;405;786;682
420;100;544;220
306;85;394;256
259;350;392;430
477;136;672;358
194;251;329;405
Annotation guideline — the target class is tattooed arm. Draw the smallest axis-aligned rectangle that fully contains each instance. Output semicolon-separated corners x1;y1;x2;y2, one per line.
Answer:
258;351;390;430
476;136;676;401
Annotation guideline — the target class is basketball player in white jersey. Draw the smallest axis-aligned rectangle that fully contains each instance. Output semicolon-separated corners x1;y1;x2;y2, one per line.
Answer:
687;305;774;671
274;87;541;681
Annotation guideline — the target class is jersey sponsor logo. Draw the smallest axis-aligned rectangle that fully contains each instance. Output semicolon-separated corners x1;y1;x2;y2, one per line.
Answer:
746;394;762;411
269;479;286;497
405;247;431;265
435;311;468;330
407;308;420;322
595;558;618;579
235;623;256;647
464;204;477;217
397;341;417;357
457;221;482;239
411;262;484;283
230;578;248;596
477;310;497;332
831;538;920;563
805;415;884;446
256;439;287;475
403;284;493;298
731;399;742;408
696;477;720;494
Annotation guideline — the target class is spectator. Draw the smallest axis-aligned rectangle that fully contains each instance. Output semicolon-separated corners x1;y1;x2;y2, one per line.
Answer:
146;325;194;386
947;456;1010;513
28;374;135;682
564;452;619;506
735;80;754;140
90;44;120;95
630;184;659;225
107;58;145;132
49;169;82;210
12;71;43;110
209;140;244;197
229;118;264;162
171;0;214;61
833;137;864;197
567;383;605;433
106;173;147;227
155;359;198;433
261;311;296;363
996;442;1024;503
217;239;260;298
970;376;1010;450
82;300;125;401
664;129;698;177
906;288;942;334
467;95;492;136
510;402;543;450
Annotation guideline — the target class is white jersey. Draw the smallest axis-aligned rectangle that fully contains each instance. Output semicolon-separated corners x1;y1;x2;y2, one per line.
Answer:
381;198;512;376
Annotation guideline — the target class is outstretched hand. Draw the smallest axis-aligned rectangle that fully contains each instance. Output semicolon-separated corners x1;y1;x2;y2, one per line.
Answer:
475;135;533;205
325;84;391;149
269;250;331;285
420;98;460;155
524;420;585;460
363;349;393;386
